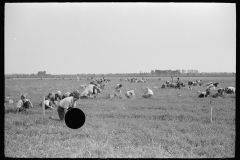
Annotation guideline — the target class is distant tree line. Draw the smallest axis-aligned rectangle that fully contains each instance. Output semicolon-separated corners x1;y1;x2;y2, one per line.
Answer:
152;70;181;76
4;70;235;79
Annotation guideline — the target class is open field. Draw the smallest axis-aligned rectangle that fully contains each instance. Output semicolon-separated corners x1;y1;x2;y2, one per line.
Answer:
4;77;235;158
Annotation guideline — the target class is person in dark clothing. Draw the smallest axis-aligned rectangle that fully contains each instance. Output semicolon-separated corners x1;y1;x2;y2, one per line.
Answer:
176;77;180;84
54;91;62;101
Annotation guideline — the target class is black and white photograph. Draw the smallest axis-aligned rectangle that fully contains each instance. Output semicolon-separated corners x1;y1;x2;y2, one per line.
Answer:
5;2;235;158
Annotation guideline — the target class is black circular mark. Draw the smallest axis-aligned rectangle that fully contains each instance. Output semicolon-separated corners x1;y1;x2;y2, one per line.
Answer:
65;108;86;129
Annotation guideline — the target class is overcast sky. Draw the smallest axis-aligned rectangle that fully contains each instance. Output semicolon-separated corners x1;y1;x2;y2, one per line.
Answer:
5;3;236;74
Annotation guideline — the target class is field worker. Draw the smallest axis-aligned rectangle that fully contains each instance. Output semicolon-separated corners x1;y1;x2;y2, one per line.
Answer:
44;97;54;110
62;92;72;99
80;83;97;99
45;93;55;102
53;91;62;106
43;93;55;109
142;87;153;98
125;90;135;98
16;94;33;112
47;93;56;107
50;92;56;99
57;90;80;121
176;78;180;84
55;91;62;101
92;86;102;98
114;84;123;98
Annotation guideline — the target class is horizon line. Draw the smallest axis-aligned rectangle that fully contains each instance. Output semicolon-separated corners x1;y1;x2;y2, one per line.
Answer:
5;72;236;75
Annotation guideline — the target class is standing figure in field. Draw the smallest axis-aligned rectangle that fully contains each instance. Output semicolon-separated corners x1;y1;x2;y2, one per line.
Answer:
176;77;180;84
57;90;80;121
142;87;153;98
125;90;135;98
16;94;33;112
175;77;181;89
114;84;123;98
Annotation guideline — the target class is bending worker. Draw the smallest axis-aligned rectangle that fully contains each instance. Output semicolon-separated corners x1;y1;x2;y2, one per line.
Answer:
142;87;153;98
57;90;80;121
114;84;123;98
80;83;98;99
125;90;135;98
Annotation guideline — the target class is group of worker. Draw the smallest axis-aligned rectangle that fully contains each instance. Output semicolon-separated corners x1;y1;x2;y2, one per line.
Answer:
14;83;154;121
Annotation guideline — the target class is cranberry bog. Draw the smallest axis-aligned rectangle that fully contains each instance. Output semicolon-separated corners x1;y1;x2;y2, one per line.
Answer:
4;77;235;158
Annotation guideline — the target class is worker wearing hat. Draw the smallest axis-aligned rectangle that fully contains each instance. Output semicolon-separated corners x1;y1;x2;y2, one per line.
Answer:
57;90;80;121
16;94;33;112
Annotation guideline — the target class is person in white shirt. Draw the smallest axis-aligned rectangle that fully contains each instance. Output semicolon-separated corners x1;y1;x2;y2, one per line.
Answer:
16;94;33;112
80;83;98;99
57;90;80;121
125;90;135;98
44;99;54;110
142;87;153;98
43;93;55;110
114;84;123;98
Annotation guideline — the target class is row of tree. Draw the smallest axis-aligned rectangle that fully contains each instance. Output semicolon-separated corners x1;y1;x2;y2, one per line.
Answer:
151;70;182;76
5;70;235;79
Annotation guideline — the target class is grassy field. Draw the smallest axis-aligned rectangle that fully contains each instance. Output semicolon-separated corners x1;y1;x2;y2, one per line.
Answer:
4;77;235;158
